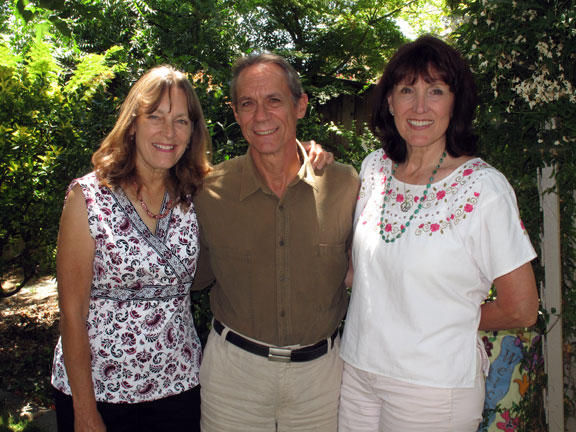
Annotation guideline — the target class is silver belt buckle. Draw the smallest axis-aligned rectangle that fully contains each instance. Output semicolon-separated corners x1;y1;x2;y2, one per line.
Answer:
268;347;292;363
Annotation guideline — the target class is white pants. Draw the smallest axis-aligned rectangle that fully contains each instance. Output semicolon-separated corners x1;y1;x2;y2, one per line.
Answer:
200;326;343;432
338;356;485;432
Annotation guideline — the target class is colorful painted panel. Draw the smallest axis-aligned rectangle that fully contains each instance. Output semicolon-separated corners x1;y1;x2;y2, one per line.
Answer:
478;330;539;432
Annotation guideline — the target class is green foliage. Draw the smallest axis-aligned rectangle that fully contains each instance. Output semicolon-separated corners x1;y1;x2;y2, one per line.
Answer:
0;32;120;294
231;0;407;95
65;47;125;96
328;121;379;172
394;0;459;40
454;0;576;428
0;408;43;432
25;36;60;80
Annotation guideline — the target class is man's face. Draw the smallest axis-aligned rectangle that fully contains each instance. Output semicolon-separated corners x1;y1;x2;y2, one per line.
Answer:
232;63;308;157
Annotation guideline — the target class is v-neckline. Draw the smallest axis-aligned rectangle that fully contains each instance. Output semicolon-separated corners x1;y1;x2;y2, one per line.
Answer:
115;186;171;238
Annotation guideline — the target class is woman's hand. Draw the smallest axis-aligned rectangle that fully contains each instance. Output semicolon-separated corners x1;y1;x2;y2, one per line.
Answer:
344;251;354;288
301;140;335;170
74;406;107;432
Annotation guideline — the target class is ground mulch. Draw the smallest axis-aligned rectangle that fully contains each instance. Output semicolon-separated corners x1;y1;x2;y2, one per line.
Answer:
0;278;60;411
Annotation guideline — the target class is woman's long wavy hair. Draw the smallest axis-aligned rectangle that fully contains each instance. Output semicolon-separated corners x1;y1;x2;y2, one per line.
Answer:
370;35;478;163
91;65;211;205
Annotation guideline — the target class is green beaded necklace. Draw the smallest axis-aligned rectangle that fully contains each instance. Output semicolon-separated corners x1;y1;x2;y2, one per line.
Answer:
379;151;447;243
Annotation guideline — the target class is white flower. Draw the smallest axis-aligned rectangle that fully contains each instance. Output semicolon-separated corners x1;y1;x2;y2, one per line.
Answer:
514;35;526;44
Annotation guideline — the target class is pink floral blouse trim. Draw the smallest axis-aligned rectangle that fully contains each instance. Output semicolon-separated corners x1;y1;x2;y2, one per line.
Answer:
358;152;527;239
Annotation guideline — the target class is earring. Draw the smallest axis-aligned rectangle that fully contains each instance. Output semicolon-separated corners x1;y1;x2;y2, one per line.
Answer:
389;109;394;116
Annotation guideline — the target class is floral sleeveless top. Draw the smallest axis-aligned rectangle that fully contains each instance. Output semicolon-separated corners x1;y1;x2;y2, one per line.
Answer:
51;172;202;403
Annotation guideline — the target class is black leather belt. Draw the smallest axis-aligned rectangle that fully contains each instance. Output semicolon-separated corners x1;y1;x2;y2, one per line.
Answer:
213;320;337;363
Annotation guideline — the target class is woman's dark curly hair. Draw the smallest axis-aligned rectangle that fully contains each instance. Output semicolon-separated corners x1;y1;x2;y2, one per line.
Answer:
370;35;478;163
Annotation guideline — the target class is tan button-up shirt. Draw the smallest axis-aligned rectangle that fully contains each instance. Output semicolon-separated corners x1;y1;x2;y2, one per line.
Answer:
193;147;359;346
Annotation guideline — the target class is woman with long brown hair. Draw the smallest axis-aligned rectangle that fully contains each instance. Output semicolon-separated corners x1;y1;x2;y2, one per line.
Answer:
51;65;210;432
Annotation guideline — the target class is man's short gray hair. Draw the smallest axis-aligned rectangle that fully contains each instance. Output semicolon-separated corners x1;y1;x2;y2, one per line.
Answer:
230;52;304;107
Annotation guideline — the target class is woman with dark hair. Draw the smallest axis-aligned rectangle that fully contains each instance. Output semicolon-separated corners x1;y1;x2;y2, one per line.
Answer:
338;35;538;431
51;65;210;432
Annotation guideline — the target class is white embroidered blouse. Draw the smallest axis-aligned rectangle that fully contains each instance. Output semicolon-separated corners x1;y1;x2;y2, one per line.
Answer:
51;172;202;403
339;149;537;388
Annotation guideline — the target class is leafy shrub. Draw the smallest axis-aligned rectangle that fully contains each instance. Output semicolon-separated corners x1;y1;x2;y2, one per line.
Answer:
454;0;576;428
0;38;122;296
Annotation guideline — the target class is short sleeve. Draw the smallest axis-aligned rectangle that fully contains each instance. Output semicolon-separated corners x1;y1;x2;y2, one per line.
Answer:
455;169;537;281
354;149;384;227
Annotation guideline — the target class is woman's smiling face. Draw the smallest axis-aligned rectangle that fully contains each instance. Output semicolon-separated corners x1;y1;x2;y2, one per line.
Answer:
387;73;454;152
132;87;192;176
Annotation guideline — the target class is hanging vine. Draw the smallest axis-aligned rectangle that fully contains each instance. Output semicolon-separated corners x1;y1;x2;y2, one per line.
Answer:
453;0;576;429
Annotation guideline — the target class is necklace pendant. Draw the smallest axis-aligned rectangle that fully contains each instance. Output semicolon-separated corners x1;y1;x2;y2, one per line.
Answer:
379;151;447;243
400;200;412;212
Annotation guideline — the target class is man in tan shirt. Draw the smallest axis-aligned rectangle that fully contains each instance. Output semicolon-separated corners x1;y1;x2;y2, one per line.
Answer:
194;52;359;431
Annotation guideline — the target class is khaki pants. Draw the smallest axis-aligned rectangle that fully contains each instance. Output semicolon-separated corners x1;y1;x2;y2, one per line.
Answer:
200;326;343;432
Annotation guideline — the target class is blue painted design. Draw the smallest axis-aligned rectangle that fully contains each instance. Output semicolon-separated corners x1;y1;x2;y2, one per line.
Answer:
481;335;523;430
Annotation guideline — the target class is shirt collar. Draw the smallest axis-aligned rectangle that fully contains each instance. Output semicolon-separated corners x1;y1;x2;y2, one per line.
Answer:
239;140;318;201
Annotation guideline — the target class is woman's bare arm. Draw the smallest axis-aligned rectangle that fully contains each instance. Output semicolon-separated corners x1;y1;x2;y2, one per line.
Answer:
57;184;105;432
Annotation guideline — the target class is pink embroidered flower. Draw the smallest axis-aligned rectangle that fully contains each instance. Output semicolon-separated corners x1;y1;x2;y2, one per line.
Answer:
451;182;458;187
463;168;474;176
436;190;446;200
396;194;404;203
464;204;474;212
450;214;455;220
384;223;392;232
496;411;519;431
418;223;424;229
430;223;440;232
474;192;480;197
414;196;420;202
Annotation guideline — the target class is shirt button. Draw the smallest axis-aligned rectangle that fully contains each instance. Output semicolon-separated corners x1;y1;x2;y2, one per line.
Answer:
279;205;284;211
280;310;286;317
280;240;285;246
